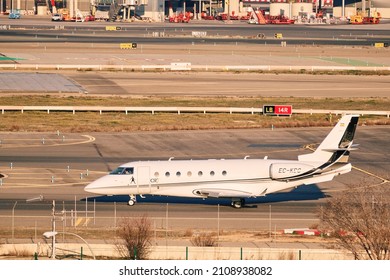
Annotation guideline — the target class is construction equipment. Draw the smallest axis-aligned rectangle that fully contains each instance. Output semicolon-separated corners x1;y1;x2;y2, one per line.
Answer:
57;9;71;21
248;10;294;25
269;15;295;24
349;10;381;24
217;11;240;21
248;10;267;24
201;12;215;20
169;12;191;23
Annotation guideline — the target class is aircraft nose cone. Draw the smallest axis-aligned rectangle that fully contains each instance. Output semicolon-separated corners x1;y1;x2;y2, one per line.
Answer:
84;180;101;194
84;182;95;193
84;175;112;195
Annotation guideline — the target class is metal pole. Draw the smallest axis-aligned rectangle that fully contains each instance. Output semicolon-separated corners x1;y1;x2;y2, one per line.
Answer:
269;204;272;239
198;0;201;19
217;204;220;246
74;195;77;228
51;200;56;259
85;197;88;227
166;203;169;247
63;201;66;227
12;201;17;242
362;0;366;15
227;0;230;21
114;202;117;227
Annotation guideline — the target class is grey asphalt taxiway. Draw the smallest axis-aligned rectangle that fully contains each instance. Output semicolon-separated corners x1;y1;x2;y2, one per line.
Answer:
0;125;388;233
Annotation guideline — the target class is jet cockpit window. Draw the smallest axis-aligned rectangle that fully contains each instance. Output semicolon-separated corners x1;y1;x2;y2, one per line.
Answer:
110;167;134;175
110;167;124;175
123;167;134;174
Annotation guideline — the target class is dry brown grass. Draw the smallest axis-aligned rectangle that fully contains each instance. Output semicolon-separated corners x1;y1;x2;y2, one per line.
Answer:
0;227;336;245
1;95;390;110
0;96;389;132
0;111;388;133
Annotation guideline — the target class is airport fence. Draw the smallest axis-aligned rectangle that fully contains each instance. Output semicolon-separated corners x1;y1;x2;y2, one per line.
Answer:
0;105;389;117
0;243;354;260
0;197;353;260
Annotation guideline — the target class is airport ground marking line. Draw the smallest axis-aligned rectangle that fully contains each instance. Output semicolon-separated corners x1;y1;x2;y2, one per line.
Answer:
0;138;90;141
329;166;389;193
2;167;106;174
0;135;95;148
5;171;106;175
352;166;389;184
3;177;85;180
2;182;93;188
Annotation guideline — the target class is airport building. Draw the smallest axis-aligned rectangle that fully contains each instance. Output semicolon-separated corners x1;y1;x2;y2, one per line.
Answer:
333;0;390;18
0;0;388;20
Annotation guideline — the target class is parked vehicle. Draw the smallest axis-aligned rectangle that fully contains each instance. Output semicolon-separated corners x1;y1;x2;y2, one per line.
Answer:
9;11;21;19
51;13;63;21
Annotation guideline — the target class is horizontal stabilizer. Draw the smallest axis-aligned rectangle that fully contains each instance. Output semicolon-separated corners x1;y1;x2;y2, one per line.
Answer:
322;147;358;152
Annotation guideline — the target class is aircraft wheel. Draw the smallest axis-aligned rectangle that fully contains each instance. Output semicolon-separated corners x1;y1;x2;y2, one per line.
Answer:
233;202;242;209
128;195;136;206
231;199;244;209
128;200;135;206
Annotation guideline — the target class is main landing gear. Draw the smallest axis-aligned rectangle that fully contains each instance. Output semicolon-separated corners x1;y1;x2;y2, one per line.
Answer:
128;195;136;206
231;198;245;209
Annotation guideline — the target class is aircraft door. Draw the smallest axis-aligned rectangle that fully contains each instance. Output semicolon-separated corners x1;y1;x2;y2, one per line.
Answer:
136;166;151;194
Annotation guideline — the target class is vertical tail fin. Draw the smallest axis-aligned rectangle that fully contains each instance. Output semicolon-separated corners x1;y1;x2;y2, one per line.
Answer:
298;115;359;164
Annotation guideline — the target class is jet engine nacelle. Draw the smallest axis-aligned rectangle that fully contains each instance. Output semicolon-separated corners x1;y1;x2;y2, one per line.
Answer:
270;163;315;180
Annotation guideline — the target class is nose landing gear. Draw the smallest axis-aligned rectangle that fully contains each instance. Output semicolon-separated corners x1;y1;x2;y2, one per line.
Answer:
128;195;136;206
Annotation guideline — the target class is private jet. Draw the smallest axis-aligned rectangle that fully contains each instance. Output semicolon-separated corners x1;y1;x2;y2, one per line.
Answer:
84;114;359;208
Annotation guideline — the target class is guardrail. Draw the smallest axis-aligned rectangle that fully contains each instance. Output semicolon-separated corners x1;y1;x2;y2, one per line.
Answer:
1;64;390;72
0;106;389;117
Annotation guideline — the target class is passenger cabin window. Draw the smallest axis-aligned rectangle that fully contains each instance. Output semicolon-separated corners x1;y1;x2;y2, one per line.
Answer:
110;167;134;175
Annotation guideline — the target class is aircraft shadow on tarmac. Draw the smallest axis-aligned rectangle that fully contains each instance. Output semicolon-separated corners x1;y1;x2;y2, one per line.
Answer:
85;184;326;208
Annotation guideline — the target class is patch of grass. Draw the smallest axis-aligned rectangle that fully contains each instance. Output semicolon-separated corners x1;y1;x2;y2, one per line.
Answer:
0;96;389;132
0;95;389;110
0;111;388;133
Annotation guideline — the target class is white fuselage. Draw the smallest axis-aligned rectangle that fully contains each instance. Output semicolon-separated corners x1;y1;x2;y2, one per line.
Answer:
84;158;351;199
84;115;358;204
